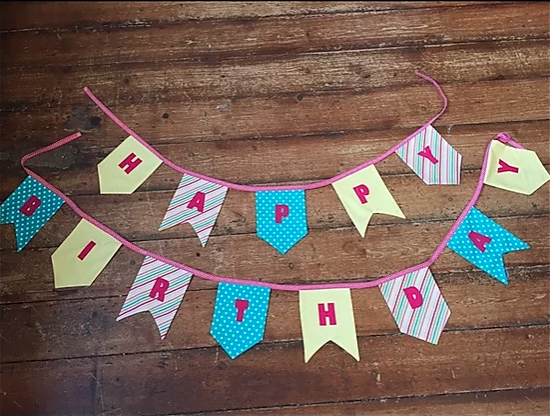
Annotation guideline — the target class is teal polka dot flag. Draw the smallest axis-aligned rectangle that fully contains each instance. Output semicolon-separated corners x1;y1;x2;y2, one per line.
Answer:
447;207;529;284
210;282;271;359
256;190;308;254
1;176;64;252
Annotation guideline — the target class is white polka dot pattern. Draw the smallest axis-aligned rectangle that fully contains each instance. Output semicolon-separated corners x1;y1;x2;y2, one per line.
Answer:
210;282;271;359
447;207;530;284
256;190;308;254
0;176;64;252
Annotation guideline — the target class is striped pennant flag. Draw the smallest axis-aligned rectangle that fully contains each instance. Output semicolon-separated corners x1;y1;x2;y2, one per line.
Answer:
395;125;462;185
379;267;450;344
159;174;228;247
117;256;193;339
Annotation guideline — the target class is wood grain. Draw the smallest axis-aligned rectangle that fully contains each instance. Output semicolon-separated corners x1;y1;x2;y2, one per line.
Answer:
0;2;514;31
1;2;549;415
3;39;549;108
2;3;548;68
2;78;549;158
203;388;550;415
1;326;548;415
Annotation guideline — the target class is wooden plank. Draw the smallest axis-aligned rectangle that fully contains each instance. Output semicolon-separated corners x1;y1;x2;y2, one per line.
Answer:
1;326;548;415
204;388;550;415
0;2;515;31
1;265;547;362
2;3;548;68
1;215;548;304
2;119;549;200
1;78;549;155
2;166;549;251
3;39;549;107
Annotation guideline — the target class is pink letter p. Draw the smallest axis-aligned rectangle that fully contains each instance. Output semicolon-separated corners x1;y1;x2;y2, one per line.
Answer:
275;204;289;224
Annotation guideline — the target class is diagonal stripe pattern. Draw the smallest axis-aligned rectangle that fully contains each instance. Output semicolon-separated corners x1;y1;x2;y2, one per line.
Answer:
395;124;462;185
117;256;193;339
379;267;450;344
159;174;228;246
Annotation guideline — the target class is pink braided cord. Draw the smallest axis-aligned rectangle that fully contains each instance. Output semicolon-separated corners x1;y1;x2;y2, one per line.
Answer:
84;72;448;191
19;129;522;291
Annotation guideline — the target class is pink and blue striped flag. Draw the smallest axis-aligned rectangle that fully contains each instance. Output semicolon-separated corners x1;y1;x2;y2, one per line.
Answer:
395;125;462;185
379;267;450;344
117;256;193;339
159;174;228;246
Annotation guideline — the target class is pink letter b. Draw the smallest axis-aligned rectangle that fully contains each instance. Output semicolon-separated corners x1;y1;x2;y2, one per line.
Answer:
19;195;41;217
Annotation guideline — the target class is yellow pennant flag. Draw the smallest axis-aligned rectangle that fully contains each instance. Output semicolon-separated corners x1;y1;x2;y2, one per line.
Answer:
332;165;405;237
52;219;122;288
299;289;360;363
484;140;550;195
98;136;163;194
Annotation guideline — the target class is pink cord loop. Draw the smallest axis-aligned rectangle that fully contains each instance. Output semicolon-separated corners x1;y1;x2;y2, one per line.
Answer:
83;71;449;192
494;132;525;150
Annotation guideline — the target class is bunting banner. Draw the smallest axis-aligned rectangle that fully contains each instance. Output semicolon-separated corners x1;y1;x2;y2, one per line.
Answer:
158;174;228;246
256;190;308;254
98;135;162;194
483;140;550;195
1;176;65;252
379;267;450;344
210;282;271;359
5;74;549;363
332;165;405;237
51;219;122;288
299;289;360;363
395;124;462;185
117;256;193;339
447;207;530;284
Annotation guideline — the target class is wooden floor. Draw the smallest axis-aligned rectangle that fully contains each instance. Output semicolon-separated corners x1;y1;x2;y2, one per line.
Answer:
1;2;549;415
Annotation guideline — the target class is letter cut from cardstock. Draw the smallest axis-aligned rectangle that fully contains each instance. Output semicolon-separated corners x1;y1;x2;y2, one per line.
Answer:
484;140;550;195
379;267;450;344
117;256;193;339
256;190;308;254
332;165;405;237
395;124;462;185
51;219;122;288
0;176;64;251
210;282;271;359
158;174;229;247
97;136;163;194
447;207;529;284
299;289;360;363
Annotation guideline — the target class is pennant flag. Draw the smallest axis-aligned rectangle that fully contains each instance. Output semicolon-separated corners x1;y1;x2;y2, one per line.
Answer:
299;288;359;363
484;140;550;195
211;282;271;359
98;136;162;194
447;207;529;284
159;174;228;246
332;165;405;237
52;219;122;288
379;267;450;344
256;190;308;254
395;125;462;185
1;176;64;252
117;256;193;339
